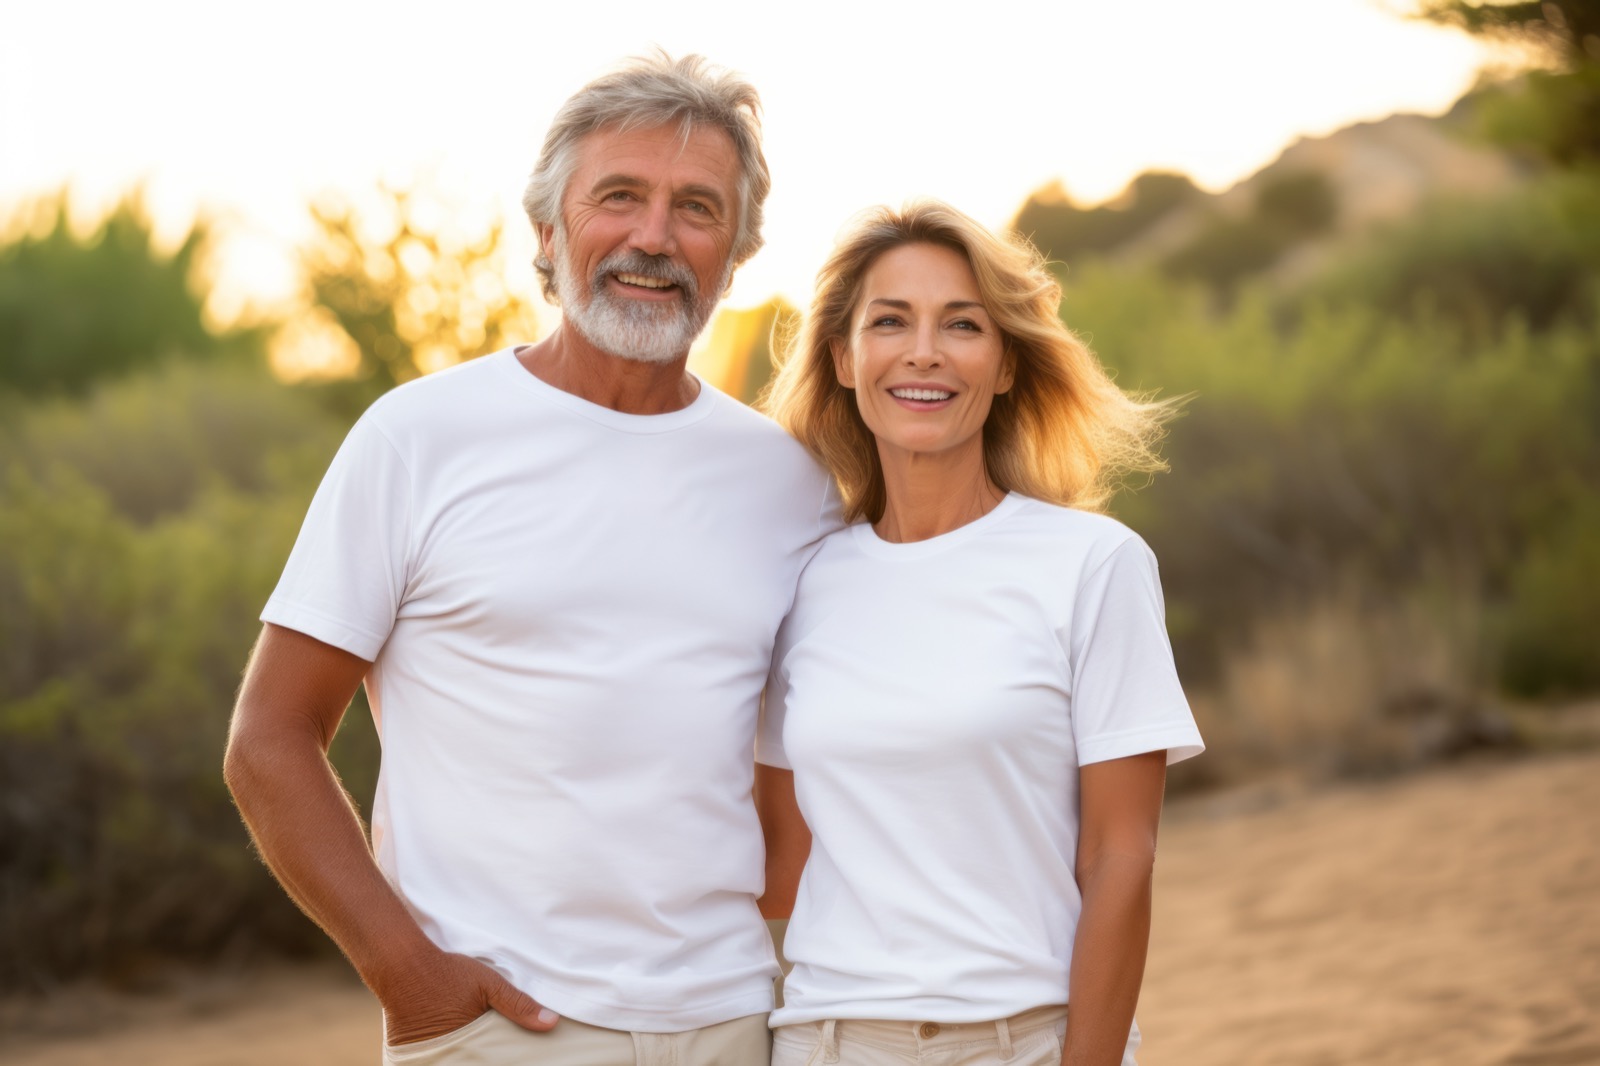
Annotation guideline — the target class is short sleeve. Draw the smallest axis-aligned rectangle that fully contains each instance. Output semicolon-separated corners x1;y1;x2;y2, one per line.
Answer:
1065;536;1204;767
260;413;412;661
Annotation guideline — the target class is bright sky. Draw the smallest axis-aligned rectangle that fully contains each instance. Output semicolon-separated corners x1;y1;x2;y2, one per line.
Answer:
1;0;1491;320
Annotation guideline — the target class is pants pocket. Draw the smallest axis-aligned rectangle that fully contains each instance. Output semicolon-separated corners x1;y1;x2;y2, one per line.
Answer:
770;1023;822;1066
383;1011;497;1063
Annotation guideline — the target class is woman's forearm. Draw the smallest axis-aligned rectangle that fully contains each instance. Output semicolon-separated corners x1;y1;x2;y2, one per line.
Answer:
755;764;811;918
1061;851;1154;1066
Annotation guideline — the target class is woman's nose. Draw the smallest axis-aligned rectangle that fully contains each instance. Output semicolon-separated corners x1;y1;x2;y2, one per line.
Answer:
903;326;943;368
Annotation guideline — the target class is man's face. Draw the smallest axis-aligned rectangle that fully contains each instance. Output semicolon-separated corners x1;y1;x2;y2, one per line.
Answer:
543;122;741;364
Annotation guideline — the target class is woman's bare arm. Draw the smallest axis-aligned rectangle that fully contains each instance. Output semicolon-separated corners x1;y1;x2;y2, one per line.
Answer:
755;764;811;919
1061;750;1168;1066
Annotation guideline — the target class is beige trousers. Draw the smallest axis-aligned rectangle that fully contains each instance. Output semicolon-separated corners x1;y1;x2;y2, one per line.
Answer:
771;1006;1070;1066
382;1009;771;1066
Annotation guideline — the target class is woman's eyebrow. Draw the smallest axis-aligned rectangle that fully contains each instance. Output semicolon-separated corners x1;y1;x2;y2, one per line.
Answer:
865;298;987;311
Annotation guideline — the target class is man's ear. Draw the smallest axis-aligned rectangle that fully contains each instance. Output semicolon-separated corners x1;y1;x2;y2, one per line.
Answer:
830;338;855;389
535;223;555;266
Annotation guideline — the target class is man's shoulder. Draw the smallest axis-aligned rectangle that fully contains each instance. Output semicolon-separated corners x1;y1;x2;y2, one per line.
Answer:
360;350;515;433
700;382;810;446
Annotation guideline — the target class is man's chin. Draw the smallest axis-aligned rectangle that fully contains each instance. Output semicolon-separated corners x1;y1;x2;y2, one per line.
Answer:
565;301;712;366
566;316;695;365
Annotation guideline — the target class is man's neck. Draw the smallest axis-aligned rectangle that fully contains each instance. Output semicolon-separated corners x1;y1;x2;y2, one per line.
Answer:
515;327;700;415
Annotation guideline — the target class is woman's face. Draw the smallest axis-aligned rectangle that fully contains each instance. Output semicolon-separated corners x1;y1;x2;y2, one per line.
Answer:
832;242;1013;467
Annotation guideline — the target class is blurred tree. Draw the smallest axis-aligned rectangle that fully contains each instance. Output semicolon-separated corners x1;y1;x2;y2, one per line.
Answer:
1417;1;1599;63
1164;172;1339;290
0;365;365;987
297;184;537;408
1010;171;1202;265
1419;0;1600;164
1064;261;1600;691
0;194;247;396
1302;171;1600;334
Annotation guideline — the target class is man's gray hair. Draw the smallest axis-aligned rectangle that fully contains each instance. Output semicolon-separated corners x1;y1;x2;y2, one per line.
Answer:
522;51;771;302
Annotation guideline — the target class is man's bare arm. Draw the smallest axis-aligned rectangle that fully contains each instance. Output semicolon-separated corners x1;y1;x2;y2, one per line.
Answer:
223;623;558;1044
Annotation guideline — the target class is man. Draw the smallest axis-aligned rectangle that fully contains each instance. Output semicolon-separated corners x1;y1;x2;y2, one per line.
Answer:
225;53;835;1065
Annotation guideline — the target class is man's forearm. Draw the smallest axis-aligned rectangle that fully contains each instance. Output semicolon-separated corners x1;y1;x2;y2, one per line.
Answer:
1062;852;1154;1066
224;719;437;998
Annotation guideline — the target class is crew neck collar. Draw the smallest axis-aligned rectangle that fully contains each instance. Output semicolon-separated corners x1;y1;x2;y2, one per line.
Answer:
495;347;718;433
851;493;1027;560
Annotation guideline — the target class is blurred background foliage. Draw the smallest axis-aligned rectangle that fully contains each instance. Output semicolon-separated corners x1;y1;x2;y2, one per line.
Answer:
292;183;539;417
0;0;1596;991
0;196;258;396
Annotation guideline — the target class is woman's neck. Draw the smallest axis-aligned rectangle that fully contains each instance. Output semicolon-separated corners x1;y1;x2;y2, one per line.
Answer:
874;443;1007;544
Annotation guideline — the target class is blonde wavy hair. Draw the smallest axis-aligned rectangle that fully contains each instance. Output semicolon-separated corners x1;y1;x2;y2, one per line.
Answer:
761;199;1177;523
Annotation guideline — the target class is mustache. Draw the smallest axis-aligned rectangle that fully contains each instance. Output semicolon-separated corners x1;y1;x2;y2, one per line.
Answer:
592;251;698;301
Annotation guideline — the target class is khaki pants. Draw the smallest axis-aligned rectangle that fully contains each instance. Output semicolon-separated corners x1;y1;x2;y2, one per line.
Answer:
771;1007;1076;1066
382;1010;771;1065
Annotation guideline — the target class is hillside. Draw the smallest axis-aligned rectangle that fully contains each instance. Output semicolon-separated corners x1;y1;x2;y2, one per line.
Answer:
1015;104;1531;287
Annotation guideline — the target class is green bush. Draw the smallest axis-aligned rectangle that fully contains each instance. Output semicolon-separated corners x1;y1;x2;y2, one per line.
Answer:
0;194;255;396
1061;263;1600;689
1302;172;1600;335
1;361;344;523
0;367;375;989
1011;171;1202;264
1501;499;1600;695
1163;171;1339;289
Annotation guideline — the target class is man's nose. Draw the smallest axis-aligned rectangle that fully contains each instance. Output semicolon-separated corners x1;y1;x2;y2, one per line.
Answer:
628;198;678;257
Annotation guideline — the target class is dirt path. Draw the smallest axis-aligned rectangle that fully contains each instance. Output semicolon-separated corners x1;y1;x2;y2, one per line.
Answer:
1139;751;1600;1066
5;752;1596;1065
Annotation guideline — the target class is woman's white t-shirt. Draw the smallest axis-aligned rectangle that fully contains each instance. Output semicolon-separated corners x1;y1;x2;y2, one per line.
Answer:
758;494;1203;1028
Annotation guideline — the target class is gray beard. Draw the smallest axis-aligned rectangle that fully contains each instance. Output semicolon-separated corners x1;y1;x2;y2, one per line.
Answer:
552;229;729;365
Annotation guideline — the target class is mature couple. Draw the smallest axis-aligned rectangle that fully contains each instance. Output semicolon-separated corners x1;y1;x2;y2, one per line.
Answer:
224;53;1202;1066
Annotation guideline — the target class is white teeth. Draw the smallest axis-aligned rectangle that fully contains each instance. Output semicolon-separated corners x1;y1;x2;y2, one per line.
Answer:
615;273;673;289
891;388;954;402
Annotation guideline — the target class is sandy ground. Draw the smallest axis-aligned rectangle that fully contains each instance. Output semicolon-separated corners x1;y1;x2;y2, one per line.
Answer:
3;751;1596;1065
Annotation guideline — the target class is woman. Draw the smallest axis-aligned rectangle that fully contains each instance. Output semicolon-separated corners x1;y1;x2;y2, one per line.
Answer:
754;200;1204;1066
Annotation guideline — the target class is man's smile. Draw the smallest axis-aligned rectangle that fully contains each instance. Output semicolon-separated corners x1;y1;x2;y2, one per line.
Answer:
612;272;678;291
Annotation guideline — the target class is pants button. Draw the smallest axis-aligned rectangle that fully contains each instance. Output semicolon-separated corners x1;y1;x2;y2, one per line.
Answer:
919;1022;940;1039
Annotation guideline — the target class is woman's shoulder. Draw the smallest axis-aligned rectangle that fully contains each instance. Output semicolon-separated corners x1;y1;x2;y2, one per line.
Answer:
1003;496;1150;561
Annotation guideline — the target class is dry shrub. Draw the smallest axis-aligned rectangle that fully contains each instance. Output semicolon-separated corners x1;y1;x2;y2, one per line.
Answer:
1175;586;1514;789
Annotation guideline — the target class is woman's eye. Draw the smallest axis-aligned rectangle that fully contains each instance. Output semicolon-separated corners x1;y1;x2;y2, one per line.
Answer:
870;316;903;328
950;319;982;332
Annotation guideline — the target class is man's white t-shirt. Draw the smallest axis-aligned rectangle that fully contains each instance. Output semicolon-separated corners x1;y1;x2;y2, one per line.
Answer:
759;494;1203;1032
262;348;839;1032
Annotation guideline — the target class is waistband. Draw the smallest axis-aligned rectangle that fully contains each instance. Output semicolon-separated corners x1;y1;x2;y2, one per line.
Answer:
775;1004;1068;1059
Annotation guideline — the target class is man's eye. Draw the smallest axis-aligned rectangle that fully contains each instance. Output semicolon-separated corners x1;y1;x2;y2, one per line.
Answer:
682;201;711;214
